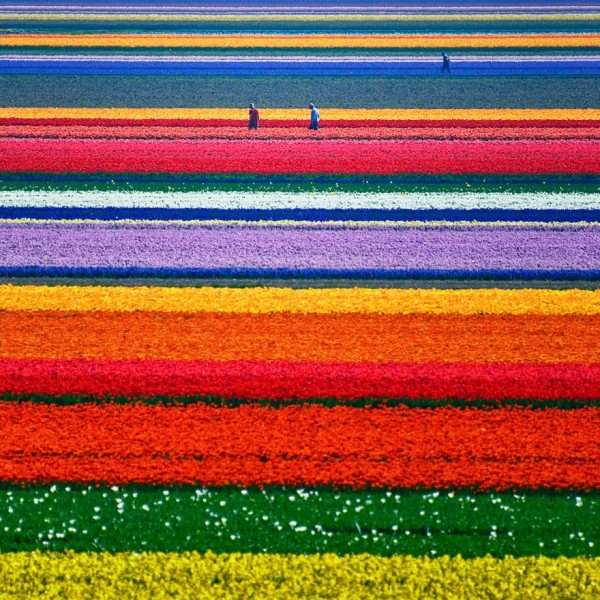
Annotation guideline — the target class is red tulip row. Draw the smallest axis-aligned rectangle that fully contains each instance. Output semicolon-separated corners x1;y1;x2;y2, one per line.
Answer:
2;126;598;141
2;359;599;401
0;138;598;174
0;404;597;489
0;118;596;129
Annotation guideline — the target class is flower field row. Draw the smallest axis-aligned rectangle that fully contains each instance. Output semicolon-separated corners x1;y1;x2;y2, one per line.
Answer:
4;33;600;48
4;119;599;130
9;6;595;31
3;189;599;210
0;190;600;213
3;359;600;402
2;222;599;279
0;1;594;16
5;125;600;140
4;312;600;362
0;485;597;557
4;56;599;76
4;12;599;20
1;552;598;599
1;107;598;121
0;404;597;488
3;285;600;315
9;12;600;21
2;139;598;174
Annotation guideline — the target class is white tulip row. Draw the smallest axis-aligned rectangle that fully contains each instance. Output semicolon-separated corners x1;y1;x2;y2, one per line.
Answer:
2;190;600;210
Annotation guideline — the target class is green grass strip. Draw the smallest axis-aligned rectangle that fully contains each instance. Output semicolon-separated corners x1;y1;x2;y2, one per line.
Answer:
0;484;597;557
1;393;599;410
1;178;599;195
6;277;600;289
4;19;599;35
0;75;597;109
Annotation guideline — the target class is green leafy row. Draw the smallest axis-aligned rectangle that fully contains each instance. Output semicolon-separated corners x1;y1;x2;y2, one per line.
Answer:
0;75;596;109
0;484;597;557
1;177;598;195
1;393;598;409
3;19;598;35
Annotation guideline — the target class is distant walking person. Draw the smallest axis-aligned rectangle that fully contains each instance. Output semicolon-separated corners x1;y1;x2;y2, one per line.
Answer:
308;103;320;130
248;103;260;130
441;52;451;74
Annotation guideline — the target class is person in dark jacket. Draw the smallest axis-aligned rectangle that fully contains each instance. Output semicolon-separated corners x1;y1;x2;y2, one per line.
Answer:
441;52;451;74
308;103;320;130
248;103;260;130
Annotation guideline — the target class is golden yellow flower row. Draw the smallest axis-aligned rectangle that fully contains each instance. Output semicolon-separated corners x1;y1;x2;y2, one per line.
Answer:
2;34;599;48
2;107;599;121
0;552;597;599
2;285;600;315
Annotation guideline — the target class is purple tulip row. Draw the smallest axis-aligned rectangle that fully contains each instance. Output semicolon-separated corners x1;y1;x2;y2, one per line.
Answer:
2;222;599;273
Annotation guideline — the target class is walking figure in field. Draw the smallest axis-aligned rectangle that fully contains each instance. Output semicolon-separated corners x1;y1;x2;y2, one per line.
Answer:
441;52;451;74
248;103;260;130
308;103;320;130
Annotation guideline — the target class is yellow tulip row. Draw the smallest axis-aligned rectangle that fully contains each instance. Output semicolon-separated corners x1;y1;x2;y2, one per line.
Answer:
1;107;599;120
2;285;600;315
0;552;598;599
2;34;600;48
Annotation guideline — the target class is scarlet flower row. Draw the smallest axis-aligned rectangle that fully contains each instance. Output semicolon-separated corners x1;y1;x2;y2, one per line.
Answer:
3;312;600;363
0;139;598;174
0;118;596;129
0;404;597;488
2;126;598;141
2;359;600;401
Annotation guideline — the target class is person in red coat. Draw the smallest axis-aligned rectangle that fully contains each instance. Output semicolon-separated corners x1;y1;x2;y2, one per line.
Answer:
248;103;260;130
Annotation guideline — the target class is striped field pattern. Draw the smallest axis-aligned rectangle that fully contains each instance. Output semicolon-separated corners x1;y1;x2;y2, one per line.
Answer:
1;1;600;598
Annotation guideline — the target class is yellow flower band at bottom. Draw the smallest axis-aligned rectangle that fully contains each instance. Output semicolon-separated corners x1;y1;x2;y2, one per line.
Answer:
1;107;600;121
2;285;600;315
0;552;597;599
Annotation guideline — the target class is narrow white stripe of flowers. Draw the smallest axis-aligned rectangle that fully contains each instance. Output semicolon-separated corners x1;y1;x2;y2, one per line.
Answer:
2;191;600;210
2;219;598;227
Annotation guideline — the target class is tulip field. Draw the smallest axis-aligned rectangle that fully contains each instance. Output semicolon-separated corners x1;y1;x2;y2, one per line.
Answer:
1;0;600;597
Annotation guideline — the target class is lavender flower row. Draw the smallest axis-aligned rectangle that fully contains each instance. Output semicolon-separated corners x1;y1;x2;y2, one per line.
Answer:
2;222;600;273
